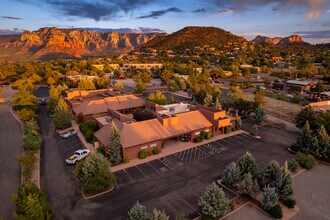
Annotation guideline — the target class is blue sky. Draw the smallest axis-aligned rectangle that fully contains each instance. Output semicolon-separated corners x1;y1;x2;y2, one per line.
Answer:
1;0;330;43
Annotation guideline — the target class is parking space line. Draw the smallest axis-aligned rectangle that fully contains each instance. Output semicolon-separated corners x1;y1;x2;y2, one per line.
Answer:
135;165;147;177
222;138;240;148
235;135;251;143
227;137;245;145
147;162;162;174
123;169;134;182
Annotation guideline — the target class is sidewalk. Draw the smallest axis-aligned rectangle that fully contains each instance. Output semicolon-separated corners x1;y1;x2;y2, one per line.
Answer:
110;130;248;172
72;121;95;152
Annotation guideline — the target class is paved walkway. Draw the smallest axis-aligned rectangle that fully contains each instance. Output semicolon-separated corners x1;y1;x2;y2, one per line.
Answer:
110;130;246;172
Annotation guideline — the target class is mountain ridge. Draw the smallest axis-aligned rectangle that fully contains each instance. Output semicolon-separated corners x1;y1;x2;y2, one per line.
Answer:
252;34;306;46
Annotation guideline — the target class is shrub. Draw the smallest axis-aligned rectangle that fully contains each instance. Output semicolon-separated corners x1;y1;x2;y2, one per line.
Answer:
205;132;213;140
124;156;130;163
288;159;300;172
225;126;231;134
194;136;203;143
283;198;296;209
79;120;99;143
267;204;283;219
23;134;42;150
16;151;38;181
17;108;36;122
152;148;161;155
138;150;148;159
296;153;316;169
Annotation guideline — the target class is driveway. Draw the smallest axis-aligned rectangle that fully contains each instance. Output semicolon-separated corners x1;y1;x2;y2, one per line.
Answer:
39;102;297;220
0;103;22;219
292;163;330;220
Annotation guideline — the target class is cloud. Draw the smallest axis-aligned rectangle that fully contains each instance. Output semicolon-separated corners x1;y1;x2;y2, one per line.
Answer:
138;7;183;19
1;16;22;20
192;8;207;13
218;8;234;16
207;0;330;19
15;0;158;21
293;30;330;39
322;22;330;27
76;27;165;33
0;29;22;35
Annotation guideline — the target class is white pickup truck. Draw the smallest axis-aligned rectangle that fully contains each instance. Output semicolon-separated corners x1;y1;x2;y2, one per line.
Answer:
65;149;91;165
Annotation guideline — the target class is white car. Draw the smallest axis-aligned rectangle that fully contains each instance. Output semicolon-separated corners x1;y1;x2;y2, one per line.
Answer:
60;130;77;139
65;149;91;165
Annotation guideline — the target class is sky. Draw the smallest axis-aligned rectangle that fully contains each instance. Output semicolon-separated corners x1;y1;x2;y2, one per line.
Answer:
0;0;330;44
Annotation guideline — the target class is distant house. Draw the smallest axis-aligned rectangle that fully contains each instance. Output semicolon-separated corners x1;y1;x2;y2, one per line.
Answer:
239;64;261;72
309;100;330;114
120;63;163;73
63;75;98;84
285;80;313;94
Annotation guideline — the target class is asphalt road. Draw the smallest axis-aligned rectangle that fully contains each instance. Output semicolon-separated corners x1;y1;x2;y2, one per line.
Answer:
0;103;22;219
38;98;296;220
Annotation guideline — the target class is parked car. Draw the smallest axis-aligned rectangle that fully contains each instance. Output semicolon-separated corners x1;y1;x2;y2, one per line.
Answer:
65;149;91;165
60;130;77;139
152;83;158;87
40;98;47;105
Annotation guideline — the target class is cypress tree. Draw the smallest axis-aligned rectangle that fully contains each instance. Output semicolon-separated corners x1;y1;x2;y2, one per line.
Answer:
107;121;122;164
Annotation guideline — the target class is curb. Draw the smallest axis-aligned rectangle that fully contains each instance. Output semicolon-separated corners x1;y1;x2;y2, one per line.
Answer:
81;185;115;200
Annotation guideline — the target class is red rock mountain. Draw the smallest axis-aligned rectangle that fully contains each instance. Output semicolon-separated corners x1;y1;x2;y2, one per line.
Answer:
252;35;305;46
0;27;162;61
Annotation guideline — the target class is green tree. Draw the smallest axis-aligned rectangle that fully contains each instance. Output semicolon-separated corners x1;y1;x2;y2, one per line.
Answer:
228;86;242;100
295;105;316;130
215;96;222;109
135;80;146;93
315;82;325;93
317;125;330;158
261;186;279;211
113;81;124;91
203;93;213;106
254;89;265;107
48;84;68;114
198;182;231;219
16;151;38;181
159;70;173;83
150;209;170;220
113;69;126;79
238;151;257;177
147;91;167;105
13;182;54;220
107;121;122;164
254;106;267;125
293;121;318;154
277;161;293;199
235;172;259;198
78;78;96;90
17;108;36;122
96;76;109;89
53;98;73;130
47;77;56;86
11;92;38;111
263;160;282;187
128;201;149;220
222;161;241;187
132;70;152;83
76;153;115;194
235;112;242;130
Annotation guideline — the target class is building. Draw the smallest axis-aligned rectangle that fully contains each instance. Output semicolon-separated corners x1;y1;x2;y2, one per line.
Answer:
63;75;98;84
120;63;163;72
92;99;235;160
285;80;313;94
309;101;330;114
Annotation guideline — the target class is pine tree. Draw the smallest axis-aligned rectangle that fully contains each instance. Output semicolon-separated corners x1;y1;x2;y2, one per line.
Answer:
261;186;279;211
237;151;257;177
215;96;222;109
198;182;231;218
254;89;265;107
235;172;259;198
128;201;149;220
135;79;146;93
263;160;282;186
294;121;317;154
317;125;330;158
107;121;122;164
76;153;115;194
277;161;293;199
254;106;267;125
235;112;242;130
222;161;241;187
53;97;73;130
150;209;170;220
294;105;316;129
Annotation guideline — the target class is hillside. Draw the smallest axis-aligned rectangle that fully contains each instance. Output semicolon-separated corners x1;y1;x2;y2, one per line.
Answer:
139;26;248;52
252;35;308;46
0;27;162;61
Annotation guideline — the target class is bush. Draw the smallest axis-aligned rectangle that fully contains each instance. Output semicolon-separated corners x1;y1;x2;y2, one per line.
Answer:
225;126;232;134
152;148;161;155
17;108;36;122
16;151;38;181
23;134;42;150
79;120;99;143
283;198;296;209
124;156;130;163
296;153;316;169
288;159;300;172
267;204;283;219
194;136;203;143
138;150;148;159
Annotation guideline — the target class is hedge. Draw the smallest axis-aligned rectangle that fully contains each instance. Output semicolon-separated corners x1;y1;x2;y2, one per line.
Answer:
79;120;99;143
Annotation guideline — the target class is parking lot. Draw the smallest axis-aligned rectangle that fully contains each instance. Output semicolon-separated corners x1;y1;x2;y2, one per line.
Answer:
57;130;86;162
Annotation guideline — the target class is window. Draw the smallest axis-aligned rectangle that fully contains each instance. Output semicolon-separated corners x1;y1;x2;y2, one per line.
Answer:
141;146;147;150
150;143;157;147
195;131;200;135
